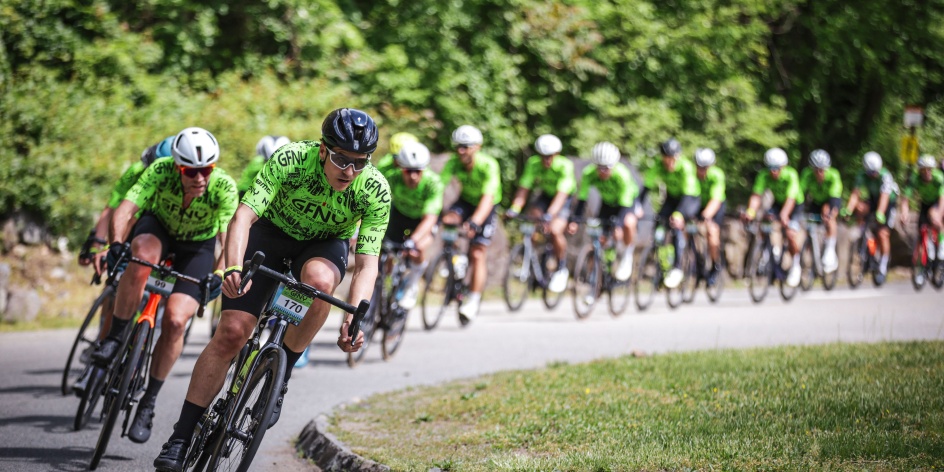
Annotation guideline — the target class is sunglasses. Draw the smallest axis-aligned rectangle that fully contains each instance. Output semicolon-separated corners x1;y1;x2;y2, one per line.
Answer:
402;168;424;175
179;165;214;178
324;145;370;171
456;144;471;151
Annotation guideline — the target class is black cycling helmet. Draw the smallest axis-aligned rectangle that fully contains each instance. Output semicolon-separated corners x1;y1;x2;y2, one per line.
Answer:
321;108;379;155
660;138;682;157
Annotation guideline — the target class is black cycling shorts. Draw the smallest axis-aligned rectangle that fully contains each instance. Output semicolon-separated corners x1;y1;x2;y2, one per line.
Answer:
658;195;701;221
597;203;633;226
806;198;842;214
700;201;726;226
131;213;217;302
384;207;423;244
526;192;572;221
919;202;938;227
221;218;348;317
445;199;498;246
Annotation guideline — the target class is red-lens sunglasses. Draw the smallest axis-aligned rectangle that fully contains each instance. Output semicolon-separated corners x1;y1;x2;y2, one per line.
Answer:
179;164;214;178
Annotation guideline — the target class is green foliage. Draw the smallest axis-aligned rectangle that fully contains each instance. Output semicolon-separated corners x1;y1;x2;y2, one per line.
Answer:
1;0;943;241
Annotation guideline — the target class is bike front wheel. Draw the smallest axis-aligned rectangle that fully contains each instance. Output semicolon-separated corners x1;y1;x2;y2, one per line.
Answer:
540;250;564;310
420;253;453;330
633;246;659;312
571;245;601;319
679;244;698;304
747;240;771;304
206;348;285;472
63;285;113;396
799;239;815;292
502;243;530;312
847;238;866;289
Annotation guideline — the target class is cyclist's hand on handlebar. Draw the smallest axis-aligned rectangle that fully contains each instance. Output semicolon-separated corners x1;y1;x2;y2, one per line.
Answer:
566;221;578;235
222;267;249;299
207;272;223;301
337;316;364;352
504;209;519;220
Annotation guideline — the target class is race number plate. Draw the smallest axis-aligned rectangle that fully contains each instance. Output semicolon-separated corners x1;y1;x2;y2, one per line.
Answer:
269;284;313;326
146;270;176;297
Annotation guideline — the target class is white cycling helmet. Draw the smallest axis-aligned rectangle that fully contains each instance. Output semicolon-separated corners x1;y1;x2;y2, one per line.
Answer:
808;149;831;169
395;141;431;170
694;148;716;167
255;135;291;161
534;134;563;156
451;125;483;146
763;147;788;169
863;151;883;173
591;142;620;168
172;127;220;167
917;154;936;169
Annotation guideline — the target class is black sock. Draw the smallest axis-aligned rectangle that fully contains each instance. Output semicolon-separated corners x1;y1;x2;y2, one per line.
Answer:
142;376;164;405
107;317;130;340
169;400;208;442
282;346;305;383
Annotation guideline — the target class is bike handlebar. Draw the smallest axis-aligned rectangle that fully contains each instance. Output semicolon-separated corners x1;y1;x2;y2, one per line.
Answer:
240;251;370;348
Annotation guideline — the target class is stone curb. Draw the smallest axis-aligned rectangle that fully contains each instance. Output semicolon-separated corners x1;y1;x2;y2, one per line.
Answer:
296;413;390;472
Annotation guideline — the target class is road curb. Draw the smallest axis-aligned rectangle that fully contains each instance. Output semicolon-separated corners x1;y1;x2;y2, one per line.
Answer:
296;413;389;472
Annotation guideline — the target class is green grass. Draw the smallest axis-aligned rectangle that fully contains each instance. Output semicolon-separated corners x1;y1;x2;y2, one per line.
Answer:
328;341;944;471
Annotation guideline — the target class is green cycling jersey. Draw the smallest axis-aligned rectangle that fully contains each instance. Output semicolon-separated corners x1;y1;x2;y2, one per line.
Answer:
242;140;391;255
518;155;576;197
903;168;944;203
752;166;804;205
124;157;239;241
440;152;503;207
799;167;843;203
237;155;265;195
108;161;147;209
382;167;444;219
374;153;396;175
699;166;726;205
852;168;899;204
644;157;700;198
577;163;638;208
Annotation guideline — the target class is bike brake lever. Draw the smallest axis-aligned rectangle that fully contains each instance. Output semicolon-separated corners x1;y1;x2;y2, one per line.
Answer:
348;299;371;348
238;251;266;295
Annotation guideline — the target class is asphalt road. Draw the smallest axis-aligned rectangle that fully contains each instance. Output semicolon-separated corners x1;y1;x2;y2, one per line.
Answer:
1;280;943;471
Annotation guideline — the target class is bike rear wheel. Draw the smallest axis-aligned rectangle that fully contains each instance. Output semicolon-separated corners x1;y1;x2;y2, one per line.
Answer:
572;245;601;319
63;285;113;396
502;243;530;312
90;323;150;470
679;244;698;304
705;260;725;303
847;238;866;289
747;240;771;304
347;282;381;367
633;247;659;312
799;239;815;292
206;348;284;472
540;250;564;310
74;365;106;431
607;271;632;317
420;254;452;330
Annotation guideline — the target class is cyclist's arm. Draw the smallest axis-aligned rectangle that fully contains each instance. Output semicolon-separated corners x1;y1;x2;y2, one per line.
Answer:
547;190;570;219
876;192;890;218
470;194;495;227
221;204;260;297
411;214;438;242
780;197;796;224
93;206;112;242
508;187;529;214
340;252;380;347
702;198;722;220
845;189;861;214
745;193;762;218
109;199;141;244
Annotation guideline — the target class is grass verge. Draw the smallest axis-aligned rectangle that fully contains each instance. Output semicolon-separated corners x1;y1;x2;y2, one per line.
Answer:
329;341;944;471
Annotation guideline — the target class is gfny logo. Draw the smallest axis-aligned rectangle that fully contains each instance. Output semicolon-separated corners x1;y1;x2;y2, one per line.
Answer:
290;198;349;224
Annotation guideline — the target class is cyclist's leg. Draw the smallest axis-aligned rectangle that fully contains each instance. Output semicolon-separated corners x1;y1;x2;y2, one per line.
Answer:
462;205;498;320
823;199;840;269
930;204;944;258
878;206;897;273
706;202;725;271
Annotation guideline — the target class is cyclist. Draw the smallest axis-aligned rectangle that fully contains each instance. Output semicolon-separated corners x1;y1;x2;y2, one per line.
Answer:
567;142;639;282
236;135;290;196
842;151;900;284
382;141;444;309
899;154;944;262
90;127;237;445
81;136;175;268
439;124;502;324
640;138;701;289
154;108;389;472
505;134;576;293
374;132;419;175
742;147;804;288
694;147;726;286
799;149;843;273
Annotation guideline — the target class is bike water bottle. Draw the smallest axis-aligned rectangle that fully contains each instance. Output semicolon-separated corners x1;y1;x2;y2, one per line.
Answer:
453;254;469;279
867;237;876;256
658;245;674;271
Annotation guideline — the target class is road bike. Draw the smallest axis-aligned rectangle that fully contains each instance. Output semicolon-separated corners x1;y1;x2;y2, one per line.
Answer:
911;220;944;291
634;217;691;311
420;223;473;330
347;239;414;367
502;216;564;312
86;246;212;470
678;218;725;304
799;213;838;291
183;251;368;472
744;212;798;303
847;214;884;288
572;216;632;318
62;273;116;397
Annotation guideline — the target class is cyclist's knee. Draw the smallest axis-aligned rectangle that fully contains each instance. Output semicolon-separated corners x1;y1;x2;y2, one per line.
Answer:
213;313;255;353
160;310;189;337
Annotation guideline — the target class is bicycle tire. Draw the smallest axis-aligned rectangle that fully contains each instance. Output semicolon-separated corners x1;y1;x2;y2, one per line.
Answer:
421;253;452;330
90;323;150;470
847;238;866;289
798;239;815;292
348;281;381;367
607;257;632;318
705;261;725;303
679;244;698;304
205;348;284;472
73;365;106;431
540;249;564;310
502;243;530;312
747;239;770;304
633;246;659;312
381;304;407;360
571;245;601;319
62;285;114;396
